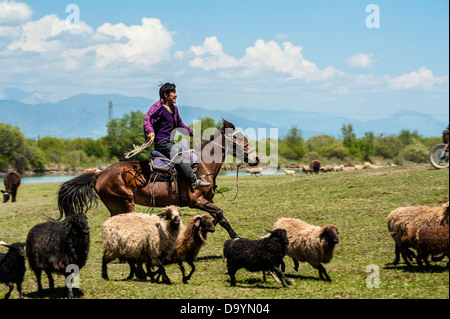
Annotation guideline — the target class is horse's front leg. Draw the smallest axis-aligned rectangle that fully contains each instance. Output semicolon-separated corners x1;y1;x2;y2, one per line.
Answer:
194;197;239;239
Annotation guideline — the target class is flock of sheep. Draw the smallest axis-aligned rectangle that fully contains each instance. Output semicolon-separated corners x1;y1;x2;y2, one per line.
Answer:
246;160;389;177
0;176;449;299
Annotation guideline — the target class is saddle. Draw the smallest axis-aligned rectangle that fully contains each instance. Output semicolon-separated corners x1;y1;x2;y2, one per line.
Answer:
150;150;199;174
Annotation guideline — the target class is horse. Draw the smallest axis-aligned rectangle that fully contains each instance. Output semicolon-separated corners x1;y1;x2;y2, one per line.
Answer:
57;119;259;239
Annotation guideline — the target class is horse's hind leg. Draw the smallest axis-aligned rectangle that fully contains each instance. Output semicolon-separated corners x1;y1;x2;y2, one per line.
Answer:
195;198;239;238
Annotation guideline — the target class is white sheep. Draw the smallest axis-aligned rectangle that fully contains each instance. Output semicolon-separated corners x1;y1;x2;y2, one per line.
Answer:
272;218;339;282
245;167;263;176
101;206;182;284
387;202;449;265
284;169;296;176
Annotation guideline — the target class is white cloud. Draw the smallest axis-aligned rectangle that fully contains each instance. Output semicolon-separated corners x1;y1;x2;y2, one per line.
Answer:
0;0;32;25
94;18;174;68
189;37;339;80
189;36;239;71
385;67;448;91
7;14;93;54
346;53;374;69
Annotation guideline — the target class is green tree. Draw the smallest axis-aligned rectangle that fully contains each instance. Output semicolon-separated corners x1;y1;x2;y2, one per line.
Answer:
0;123;32;172
105;111;147;161
279;126;306;160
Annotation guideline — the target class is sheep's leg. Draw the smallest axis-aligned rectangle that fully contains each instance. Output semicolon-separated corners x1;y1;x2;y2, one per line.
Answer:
102;255;112;280
293;258;299;272
183;261;196;283
67;286;74;299
127;261;135;280
35;269;44;293
280;260;286;272
4;282;14;299
158;266;171;284
17;283;23;299
272;266;291;288
228;268;237;287
135;262;147;281
316;264;332;282
45;270;54;290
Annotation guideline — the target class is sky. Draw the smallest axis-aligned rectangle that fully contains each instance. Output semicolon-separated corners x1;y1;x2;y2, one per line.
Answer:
0;0;448;121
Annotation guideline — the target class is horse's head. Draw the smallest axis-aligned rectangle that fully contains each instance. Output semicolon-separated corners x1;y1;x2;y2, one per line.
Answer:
222;119;260;166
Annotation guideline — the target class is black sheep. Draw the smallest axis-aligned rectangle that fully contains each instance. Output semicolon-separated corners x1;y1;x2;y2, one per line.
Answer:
0;241;26;299
223;229;292;288
26;213;90;299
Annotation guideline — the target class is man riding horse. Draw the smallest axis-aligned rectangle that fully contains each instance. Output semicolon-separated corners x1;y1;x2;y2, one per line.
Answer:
143;82;211;191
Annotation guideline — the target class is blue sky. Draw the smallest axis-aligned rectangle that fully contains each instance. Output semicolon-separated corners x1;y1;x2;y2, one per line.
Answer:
0;0;448;121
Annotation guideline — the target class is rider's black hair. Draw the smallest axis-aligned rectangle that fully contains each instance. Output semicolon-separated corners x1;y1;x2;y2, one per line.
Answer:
159;82;176;101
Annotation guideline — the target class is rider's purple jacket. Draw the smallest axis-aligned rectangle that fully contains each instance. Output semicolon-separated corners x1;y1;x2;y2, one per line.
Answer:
143;99;193;146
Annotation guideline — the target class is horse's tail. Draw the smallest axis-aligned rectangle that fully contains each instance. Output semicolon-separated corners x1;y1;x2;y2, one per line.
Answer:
57;172;99;219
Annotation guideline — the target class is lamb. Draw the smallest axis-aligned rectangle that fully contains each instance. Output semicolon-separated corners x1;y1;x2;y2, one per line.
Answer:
387;202;449;265
272;218;339;282
320;165;333;173
284;169;295;176
405;225;449;267
102;206;182;284
0;241;26;299
26;213;90;299
146;215;216;284
245;167;263;176
223;229;292;288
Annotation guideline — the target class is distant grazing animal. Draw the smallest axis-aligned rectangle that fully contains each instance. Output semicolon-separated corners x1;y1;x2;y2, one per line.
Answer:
223;229;292;288
26;213;90;299
273;218;339;282
300;165;311;174
387;202;449;266
310;160;321;174
320;165;333;173
0;241;26;299
102;206;182;284
406;225;449;267
2;171;21;203
284;169;295;176
245;167;263;176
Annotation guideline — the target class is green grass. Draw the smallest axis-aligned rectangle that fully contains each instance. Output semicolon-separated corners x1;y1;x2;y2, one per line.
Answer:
0;165;448;299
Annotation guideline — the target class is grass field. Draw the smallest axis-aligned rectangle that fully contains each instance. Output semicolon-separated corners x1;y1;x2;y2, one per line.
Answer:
0;164;448;300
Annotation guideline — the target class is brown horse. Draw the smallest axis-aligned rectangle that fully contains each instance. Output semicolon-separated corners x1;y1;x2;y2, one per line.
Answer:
58;120;259;238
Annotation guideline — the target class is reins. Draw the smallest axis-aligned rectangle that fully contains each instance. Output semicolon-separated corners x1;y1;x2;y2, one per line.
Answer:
216;163;242;202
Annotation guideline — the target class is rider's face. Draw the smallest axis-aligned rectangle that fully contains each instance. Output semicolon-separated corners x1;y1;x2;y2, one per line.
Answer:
164;91;177;106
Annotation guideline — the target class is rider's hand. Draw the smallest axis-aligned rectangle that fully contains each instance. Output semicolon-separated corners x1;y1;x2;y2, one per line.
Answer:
147;132;155;141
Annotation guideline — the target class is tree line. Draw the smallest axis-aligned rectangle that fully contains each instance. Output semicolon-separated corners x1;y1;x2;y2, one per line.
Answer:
0;111;443;173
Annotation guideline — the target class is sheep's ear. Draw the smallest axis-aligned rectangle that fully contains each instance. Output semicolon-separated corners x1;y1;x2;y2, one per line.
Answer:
265;229;273;234
194;218;201;228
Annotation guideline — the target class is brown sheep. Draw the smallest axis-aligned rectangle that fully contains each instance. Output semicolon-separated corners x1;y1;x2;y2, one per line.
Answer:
405;225;449;267
310;160;321;174
387;202;449;265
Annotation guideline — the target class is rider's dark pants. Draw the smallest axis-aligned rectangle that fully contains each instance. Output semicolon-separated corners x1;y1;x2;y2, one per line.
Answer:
155;139;197;185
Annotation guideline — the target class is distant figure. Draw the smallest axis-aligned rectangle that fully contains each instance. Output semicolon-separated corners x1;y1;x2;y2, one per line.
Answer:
1;171;21;203
310;160;321;174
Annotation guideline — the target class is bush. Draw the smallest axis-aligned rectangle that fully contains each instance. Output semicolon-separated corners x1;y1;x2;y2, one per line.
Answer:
401;140;429;163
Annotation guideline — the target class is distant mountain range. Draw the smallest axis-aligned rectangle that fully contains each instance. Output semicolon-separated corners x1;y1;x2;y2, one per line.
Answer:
0;89;447;140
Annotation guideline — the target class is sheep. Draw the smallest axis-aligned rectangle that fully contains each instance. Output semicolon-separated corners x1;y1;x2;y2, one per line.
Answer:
272;218;339;282
284;169;295;176
26;213;90;299
320;165;333;173
300;165;311;174
310;160;321;174
145;215;216;284
101;206;182;284
245;167;263;176
405;225;449;267
0;241;26;299
223;229;292;288
387;202;449;266
363;162;372;169
332;165;344;172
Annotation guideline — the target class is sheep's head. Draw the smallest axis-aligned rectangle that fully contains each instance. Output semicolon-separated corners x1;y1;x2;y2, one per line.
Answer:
0;241;26;257
266;228;289;248
320;225;339;245
160;206;181;230
193;215;215;242
441;203;449;226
